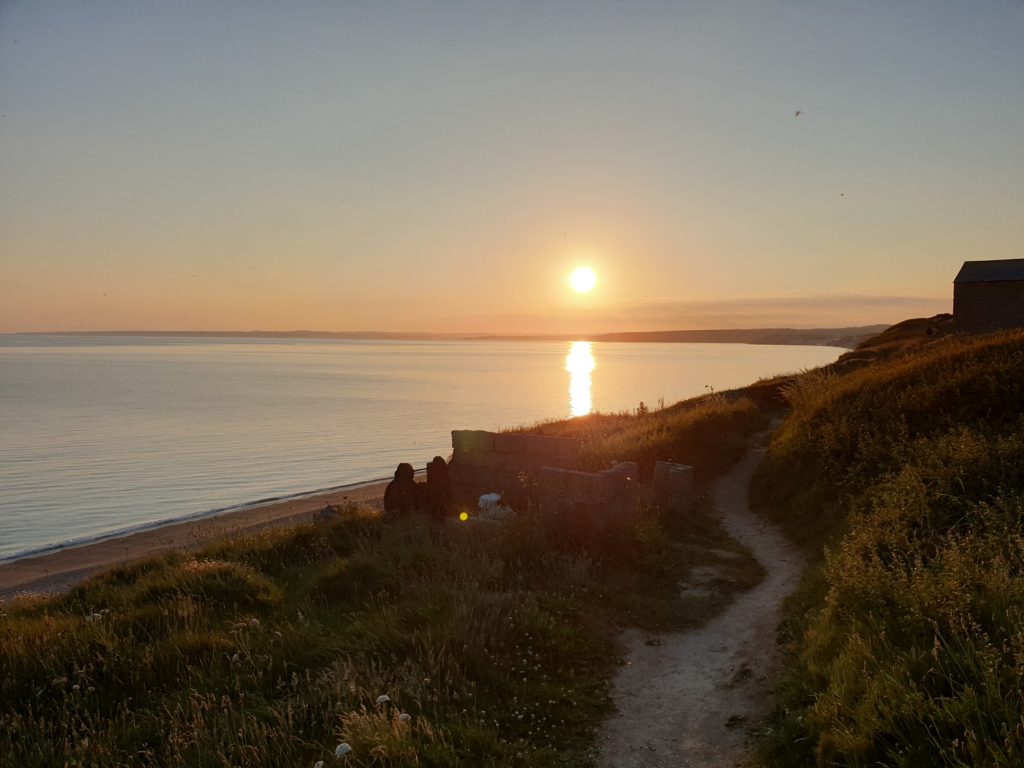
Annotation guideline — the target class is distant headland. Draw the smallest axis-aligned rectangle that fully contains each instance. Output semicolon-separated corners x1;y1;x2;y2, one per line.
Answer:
12;325;889;349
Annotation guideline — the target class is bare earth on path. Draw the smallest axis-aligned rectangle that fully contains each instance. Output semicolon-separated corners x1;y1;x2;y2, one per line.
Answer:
597;436;804;768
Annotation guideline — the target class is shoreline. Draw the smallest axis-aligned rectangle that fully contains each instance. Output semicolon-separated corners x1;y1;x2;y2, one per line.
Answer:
0;476;397;601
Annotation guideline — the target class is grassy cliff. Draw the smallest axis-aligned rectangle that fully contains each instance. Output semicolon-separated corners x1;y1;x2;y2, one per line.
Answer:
753;329;1024;767
519;394;764;486
0;396;765;767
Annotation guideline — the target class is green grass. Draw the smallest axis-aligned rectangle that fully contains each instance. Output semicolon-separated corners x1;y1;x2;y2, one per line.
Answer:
0;397;765;768
518;393;766;487
752;329;1024;768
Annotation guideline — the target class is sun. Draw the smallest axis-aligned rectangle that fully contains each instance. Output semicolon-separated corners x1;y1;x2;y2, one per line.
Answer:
570;266;597;293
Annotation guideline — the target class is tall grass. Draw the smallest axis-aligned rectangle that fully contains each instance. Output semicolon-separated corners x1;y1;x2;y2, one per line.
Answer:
753;330;1024;767
0;395;765;767
521;394;765;486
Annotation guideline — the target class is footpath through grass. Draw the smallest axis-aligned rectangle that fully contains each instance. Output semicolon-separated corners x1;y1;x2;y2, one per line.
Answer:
0;396;765;768
753;329;1024;767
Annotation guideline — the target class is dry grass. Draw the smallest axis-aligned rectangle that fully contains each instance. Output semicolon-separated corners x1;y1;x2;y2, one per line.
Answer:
753;329;1024;768
0;396;766;767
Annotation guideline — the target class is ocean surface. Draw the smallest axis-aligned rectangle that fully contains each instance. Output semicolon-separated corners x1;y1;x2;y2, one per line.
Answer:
0;336;842;560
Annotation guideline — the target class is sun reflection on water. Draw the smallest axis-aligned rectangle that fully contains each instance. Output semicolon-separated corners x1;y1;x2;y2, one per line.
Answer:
565;341;595;417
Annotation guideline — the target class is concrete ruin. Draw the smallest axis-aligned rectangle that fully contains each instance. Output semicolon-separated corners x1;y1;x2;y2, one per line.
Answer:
654;461;696;514
449;429;697;524
449;430;581;506
536;462;641;528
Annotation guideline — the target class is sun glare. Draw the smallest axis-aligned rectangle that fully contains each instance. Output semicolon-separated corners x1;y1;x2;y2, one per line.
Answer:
565;341;595;417
570;266;597;293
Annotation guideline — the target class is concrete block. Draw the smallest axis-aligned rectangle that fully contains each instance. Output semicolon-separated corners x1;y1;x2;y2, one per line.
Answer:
602;461;640;482
452;430;494;455
506;433;536;455
654;461;695;514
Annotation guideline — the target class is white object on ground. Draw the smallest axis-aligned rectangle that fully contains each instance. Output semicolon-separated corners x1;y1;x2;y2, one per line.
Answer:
478;492;514;521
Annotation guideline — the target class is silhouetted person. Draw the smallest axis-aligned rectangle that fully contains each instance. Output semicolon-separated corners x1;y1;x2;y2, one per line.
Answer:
384;462;417;516
425;456;452;519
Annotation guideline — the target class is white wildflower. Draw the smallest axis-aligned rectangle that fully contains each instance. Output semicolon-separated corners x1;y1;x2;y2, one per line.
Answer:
398;713;411;722
375;694;390;705
315;761;324;768
249;618;260;628
334;742;352;758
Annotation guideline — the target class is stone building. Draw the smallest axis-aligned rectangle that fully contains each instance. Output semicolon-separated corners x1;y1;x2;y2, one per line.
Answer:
953;258;1024;334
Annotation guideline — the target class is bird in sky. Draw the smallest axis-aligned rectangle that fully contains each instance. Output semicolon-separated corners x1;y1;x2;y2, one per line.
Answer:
794;110;802;117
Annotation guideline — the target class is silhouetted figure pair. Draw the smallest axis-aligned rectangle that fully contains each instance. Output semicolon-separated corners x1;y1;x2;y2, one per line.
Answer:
383;457;452;519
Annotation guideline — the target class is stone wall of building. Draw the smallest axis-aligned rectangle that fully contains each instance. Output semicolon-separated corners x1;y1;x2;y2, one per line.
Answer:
954;282;1024;334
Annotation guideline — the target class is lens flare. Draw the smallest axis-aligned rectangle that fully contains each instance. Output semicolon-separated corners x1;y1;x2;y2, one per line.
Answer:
459;511;469;522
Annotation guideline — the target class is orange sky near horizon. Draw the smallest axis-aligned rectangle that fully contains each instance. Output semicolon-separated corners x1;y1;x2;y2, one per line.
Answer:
1;2;1018;334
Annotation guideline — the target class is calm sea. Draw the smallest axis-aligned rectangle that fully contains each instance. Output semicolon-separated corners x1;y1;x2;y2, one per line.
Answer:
0;336;842;560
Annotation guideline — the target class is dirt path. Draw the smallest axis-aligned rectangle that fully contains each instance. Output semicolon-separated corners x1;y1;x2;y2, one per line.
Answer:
597;439;804;768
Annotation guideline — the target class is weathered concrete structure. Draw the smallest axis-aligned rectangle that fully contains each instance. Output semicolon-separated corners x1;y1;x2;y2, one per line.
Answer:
953;259;1024;334
653;461;696;515
449;430;581;506
536;462;640;528
450;427;698;528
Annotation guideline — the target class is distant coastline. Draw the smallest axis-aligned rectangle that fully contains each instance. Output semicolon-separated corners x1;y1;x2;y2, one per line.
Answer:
9;324;888;349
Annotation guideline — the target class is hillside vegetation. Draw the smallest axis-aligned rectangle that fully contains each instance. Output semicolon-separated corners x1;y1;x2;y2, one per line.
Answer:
0;396;765;767
753;329;1024;767
521;394;764;486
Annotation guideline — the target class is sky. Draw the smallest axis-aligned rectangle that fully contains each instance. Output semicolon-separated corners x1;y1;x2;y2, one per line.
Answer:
1;1;1022;334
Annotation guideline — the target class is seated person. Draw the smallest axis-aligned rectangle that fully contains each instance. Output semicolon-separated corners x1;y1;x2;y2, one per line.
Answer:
383;462;417;515
425;456;453;518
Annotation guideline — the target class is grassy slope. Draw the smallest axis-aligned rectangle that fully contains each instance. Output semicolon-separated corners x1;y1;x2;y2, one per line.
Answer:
0;398;766;768
752;328;1024;767
519;394;765;487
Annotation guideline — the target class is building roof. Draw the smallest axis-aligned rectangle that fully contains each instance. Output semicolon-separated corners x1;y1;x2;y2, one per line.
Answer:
954;258;1024;284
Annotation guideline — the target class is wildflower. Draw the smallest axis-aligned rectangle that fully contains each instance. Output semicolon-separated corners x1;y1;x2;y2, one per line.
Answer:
84;613;103;622
315;762;324;768
72;684;80;691
249;618;260;628
335;742;352;758
398;713;411;722
375;694;390;705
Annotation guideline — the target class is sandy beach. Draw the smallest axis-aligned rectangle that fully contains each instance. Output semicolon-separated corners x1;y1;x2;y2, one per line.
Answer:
0;480;389;601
